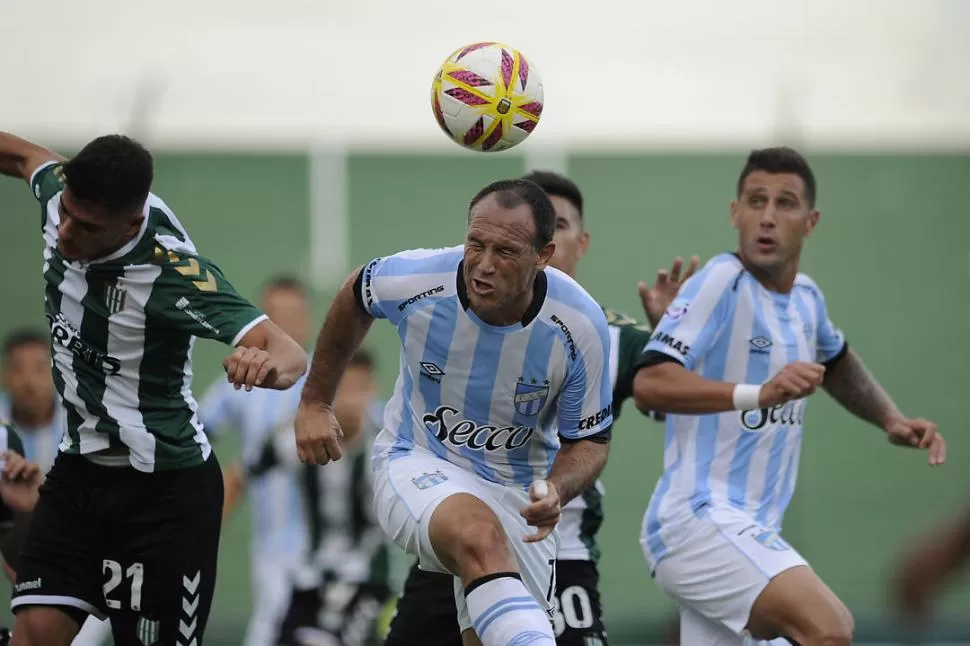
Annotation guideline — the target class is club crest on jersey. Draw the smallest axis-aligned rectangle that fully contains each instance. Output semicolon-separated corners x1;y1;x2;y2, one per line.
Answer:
751;529;792;552
411;469;448;490
514;378;550;417
135;615;160;645
104;282;127;315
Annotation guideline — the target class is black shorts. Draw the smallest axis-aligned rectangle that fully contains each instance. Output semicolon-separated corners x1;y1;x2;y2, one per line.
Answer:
549;560;608;645
11;452;223;645
384;560;608;646
277;580;391;646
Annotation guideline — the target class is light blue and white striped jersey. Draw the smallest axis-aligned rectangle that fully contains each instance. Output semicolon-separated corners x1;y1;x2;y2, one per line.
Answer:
198;377;307;561
641;253;846;567
0;395;65;472
357;246;614;489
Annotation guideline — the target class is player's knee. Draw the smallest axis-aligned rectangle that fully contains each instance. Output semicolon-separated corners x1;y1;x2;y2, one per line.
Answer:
453;518;512;574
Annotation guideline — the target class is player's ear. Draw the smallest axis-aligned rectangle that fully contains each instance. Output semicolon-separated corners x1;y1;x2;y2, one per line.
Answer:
729;200;740;230
536;241;556;269
804;208;820;238
578;231;591;258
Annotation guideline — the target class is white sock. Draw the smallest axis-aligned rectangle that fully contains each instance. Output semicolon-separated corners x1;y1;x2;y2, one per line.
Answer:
464;572;556;646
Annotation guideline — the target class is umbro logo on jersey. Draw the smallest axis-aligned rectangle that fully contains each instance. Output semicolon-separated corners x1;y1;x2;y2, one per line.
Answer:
749;336;772;353
419;362;444;384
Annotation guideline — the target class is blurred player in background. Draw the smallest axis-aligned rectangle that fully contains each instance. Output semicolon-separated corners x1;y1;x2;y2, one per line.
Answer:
198;276;313;646
296;178;615;646
634;147;945;646
891;505;970;639
0;131;308;646
382;170;697;646
0;424;56;644
1;331;64;471
254;349;391;646
0;331;111;646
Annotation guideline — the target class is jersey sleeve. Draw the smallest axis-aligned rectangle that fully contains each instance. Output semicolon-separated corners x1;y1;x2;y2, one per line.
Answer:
641;261;737;371
557;308;614;440
147;249;268;346
353;248;459;327
29;161;65;229
813;289;847;363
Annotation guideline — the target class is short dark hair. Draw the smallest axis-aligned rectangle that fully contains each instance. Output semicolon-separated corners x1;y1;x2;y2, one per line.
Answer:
2;329;49;364
63;135;154;215
468;178;556;250
737;147;817;208
262;275;308;297
349;348;375;371
520;170;584;222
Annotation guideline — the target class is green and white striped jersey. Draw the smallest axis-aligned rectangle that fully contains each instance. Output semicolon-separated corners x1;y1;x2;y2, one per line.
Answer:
558;306;656;562
31;162;267;472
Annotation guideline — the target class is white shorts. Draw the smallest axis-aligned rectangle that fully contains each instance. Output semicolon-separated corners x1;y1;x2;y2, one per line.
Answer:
373;451;559;632
644;504;808;639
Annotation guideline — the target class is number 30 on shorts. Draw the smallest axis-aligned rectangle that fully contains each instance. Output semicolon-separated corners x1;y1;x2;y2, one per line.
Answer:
550;585;595;636
103;559;145;611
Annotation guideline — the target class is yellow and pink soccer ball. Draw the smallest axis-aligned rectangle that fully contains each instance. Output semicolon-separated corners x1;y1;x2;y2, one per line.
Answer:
430;42;544;152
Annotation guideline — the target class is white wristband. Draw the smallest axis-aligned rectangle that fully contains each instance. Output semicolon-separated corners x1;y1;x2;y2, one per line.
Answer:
732;384;762;410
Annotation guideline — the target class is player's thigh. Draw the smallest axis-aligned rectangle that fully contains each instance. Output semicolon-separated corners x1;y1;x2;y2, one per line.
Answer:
373;453;505;576
383;563;462;646
104;456;223;646
649;506;807;638
746;564;854;643
451;483;559;635
550;560;608;646
12;455;106;642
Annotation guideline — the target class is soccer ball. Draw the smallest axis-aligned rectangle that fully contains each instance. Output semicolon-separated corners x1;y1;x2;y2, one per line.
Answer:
430;42;544;152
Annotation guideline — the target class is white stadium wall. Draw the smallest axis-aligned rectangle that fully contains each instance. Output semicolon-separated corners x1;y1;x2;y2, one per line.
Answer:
3;0;969;150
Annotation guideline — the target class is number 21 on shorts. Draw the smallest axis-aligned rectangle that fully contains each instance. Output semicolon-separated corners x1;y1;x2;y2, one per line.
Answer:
103;559;144;611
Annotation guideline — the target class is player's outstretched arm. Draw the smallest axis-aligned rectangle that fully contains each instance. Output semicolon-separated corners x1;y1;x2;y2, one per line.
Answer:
634;359;825;415
296;266;374;464
821;348;945;464
0;132;63;182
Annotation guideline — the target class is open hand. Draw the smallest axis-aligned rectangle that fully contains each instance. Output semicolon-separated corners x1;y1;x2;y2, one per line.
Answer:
638;256;700;327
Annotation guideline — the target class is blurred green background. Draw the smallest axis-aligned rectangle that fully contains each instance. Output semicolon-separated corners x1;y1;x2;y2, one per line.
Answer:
0;150;967;643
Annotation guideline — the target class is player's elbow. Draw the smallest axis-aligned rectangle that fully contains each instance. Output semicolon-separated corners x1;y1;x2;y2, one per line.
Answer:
634;364;674;413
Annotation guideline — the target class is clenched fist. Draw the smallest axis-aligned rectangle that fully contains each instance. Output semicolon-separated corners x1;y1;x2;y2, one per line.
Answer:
760;361;826;408
295;400;345;465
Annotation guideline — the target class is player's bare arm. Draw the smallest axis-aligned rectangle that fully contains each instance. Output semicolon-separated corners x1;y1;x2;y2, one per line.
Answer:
225;319;308;391
0;131;64;182
520;436;609;543
634;359;825;415
296;266;374;465
821;348;945;465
